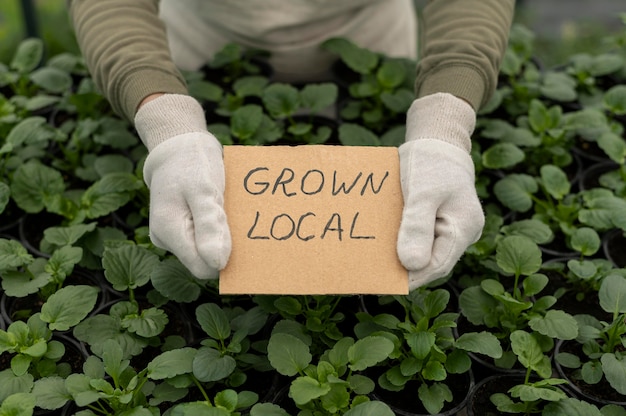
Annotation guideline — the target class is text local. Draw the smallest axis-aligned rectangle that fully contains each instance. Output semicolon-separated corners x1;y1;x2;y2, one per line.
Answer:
243;167;390;241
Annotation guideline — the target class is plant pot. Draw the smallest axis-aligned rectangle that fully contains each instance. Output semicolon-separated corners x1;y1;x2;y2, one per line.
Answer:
572;138;613;169
554;339;626;407
370;370;474;416
465;373;572;416
18;212;63;258
0;202;25;236
602;228;626;267
578;160;621;191
454;315;527;382
541;258;610;321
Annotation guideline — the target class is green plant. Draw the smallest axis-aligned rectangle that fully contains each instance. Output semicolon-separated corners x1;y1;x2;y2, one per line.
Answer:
72;242;175;359
0;295;97;402
459;235;579;369
493;166;626;252
455;215;554;287
0;237;96;319
191;302;271;388
255;295;354;357
206;43;271;86
267;332;395;415
489;330;568;415
261;82;338;144
209;104;283;146
61;339;205;414
541;255;618;304
354;287;502;414
554;274;626;396
321;37;415;135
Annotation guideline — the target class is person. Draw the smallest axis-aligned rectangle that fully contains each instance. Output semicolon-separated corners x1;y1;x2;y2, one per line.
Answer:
68;0;516;290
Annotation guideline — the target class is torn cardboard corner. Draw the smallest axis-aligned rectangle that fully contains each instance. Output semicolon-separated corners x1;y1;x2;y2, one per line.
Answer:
219;145;408;295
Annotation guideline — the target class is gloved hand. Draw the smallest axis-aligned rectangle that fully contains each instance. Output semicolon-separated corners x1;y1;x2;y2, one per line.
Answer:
134;94;231;279
397;93;485;291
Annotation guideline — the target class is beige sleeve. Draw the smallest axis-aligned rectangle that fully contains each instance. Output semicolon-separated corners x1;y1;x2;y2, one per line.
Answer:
68;0;188;121
416;0;516;111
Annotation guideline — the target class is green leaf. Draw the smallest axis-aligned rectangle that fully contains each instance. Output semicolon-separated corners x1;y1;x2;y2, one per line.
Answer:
510;330;544;369
418;382;452;415
338;123;380;146
321;37;379;75
102;244;160;291
348;336;394;371
540;165;570;200
456;331;503;359
405;332;435;360
231;104;264;140
249;403;291;416
601;354;626;394
192;347;236;382
496;235;542;276
29;66;72;94
148;347;196;380
493;174;538;212
522;273;549;297
214;389;239;412
344;400;395;416
597;132;626;164
32;376;69;410
540;71;578;102
101;339;127;381
599;274;626;314
262;83;300;118
171;402;230;415
529;310;578;340
195;303;231;341
10;161;65;213
320;383;350;413
348;374;375;395
581;360;603;384
40;285;99;331
42;223;97;247
458;285;499;326
482;143;525;169
0;182;9;214
300;83;338;113
290;376;331;405
569;227;601;256
11;38;43;73
377;59;406;89
267;333;311;376
0;238;33;270
123;307;168;338
543;397;604;416
150;258;202;303
0;392;36;414
604;84;626;115
380;89;413;113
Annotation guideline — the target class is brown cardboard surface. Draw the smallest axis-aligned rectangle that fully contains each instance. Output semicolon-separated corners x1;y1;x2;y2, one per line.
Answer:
219;145;408;295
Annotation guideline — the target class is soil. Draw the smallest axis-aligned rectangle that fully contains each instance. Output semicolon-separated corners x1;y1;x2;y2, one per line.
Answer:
603;229;626;268
555;341;626;406
543;270;611;321
466;374;522;416
372;370;473;416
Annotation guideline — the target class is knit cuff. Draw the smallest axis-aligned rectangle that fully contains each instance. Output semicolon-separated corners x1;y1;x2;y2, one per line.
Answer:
134;94;207;151
405;93;476;153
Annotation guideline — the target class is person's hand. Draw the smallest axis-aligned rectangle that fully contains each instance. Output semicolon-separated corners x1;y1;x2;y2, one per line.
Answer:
135;94;231;279
397;93;485;291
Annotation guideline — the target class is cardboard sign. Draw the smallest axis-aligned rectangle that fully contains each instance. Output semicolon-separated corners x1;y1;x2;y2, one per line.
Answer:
219;145;408;295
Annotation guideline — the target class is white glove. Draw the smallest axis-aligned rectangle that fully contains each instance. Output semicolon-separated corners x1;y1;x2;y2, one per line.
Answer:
135;94;231;279
398;93;485;291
